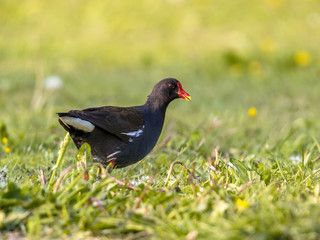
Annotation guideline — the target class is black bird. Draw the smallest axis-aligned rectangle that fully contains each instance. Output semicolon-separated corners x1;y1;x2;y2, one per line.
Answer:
58;78;191;168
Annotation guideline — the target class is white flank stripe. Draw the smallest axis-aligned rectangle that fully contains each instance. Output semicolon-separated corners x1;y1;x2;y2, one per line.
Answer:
60;116;95;132
121;125;144;137
107;151;120;158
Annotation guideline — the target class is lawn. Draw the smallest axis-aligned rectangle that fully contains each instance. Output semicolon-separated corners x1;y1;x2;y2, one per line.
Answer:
1;0;320;239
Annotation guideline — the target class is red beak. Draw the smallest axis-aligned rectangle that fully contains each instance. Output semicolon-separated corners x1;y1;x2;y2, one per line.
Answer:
177;82;191;102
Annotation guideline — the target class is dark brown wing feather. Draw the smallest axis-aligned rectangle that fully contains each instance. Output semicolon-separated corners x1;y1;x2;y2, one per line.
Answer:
63;106;144;143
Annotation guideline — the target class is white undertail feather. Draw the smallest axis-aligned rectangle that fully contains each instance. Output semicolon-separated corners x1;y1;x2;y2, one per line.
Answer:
121;125;145;137
107;151;121;158
60;116;95;132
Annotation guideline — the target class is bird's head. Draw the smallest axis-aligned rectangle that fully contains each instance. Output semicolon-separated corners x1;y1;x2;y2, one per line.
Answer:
150;78;191;103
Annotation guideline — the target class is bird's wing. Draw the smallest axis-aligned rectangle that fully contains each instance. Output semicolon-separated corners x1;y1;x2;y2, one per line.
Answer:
59;106;144;143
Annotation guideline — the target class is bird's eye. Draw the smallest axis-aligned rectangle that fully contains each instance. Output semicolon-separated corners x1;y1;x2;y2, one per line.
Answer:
168;84;175;89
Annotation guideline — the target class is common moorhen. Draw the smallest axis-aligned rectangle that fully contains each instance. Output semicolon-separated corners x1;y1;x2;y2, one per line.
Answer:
58;78;191;168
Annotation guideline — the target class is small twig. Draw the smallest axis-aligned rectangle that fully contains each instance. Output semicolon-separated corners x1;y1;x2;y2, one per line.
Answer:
90;197;105;212
313;168;320;175
153;133;176;152
312;156;320;163
197;188;214;203
211;178;216;186
31;59;44;110
83;169;89;181
197;138;206;150
40;169;46;187
190;162;198;196
164;161;201;186
236;180;254;196
106;174;139;190
87;163;139;190
182;164;201;184
133;172;157;210
53;166;73;193
189;162;197;184
165;161;183;186
124;177;133;186
49;133;70;187
214;148;220;167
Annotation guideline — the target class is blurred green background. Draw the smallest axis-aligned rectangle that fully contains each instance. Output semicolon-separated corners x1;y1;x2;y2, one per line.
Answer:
2;1;320;238
0;0;319;156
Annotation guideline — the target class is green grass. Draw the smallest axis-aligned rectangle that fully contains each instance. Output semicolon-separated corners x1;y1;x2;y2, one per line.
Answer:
1;0;320;239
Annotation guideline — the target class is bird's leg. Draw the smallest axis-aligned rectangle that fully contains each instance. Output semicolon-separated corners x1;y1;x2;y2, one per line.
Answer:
106;160;116;173
97;166;101;176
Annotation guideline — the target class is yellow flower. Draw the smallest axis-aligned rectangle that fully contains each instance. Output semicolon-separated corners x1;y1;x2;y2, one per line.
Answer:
236;198;249;210
294;51;311;66
248;107;257;117
249;61;262;76
2;137;8;145
5;147;11;153
260;39;275;54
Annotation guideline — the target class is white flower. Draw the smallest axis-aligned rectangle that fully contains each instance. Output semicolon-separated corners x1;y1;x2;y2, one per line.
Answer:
44;75;63;90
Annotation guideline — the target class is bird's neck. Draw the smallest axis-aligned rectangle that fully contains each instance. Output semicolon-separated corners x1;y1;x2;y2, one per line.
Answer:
145;96;169;113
